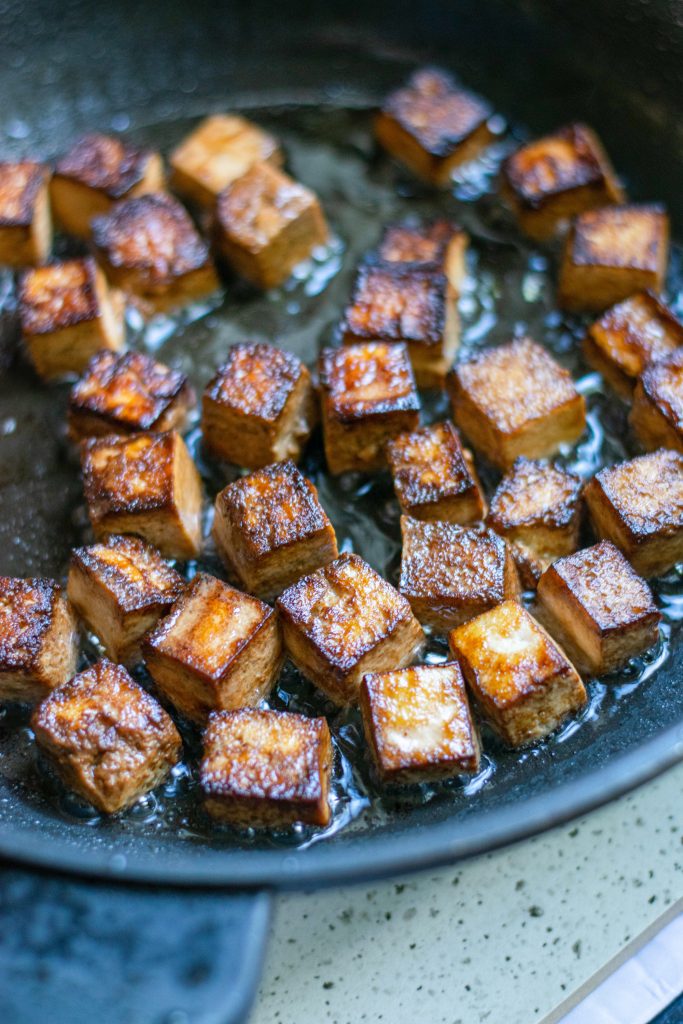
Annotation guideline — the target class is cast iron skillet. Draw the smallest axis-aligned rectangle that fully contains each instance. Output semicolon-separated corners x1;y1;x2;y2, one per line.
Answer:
2;1;683;1021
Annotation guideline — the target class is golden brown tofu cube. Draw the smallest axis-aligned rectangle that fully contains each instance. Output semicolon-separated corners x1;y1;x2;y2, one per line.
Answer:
360;662;479;784
500;123;624;242
558;204;669;313
399;516;520;632
630;349;683;454
377;219;468;296
68;534;185;666
583;291;683;398
169;114;282;209
143;573;283;724
386;420;486;524
19;257;125;381
92;192;219;314
213;460;338;601
0;577;78;703
31;658;181;814
449;600;586;747
584;449;683;577
447;337;586;469
51;133;164;239
487;457;583;587
81;430;203;560
536;540;660;676
319;342;420;475
214;161;329;289
277;552;425;707
375;67;494;187
202;342;317;468
0;161;52;267
201;708;331;827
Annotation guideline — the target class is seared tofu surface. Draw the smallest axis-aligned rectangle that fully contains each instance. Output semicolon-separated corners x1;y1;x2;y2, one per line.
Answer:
377;219;468;295
630;349;683;453
0;160;52;267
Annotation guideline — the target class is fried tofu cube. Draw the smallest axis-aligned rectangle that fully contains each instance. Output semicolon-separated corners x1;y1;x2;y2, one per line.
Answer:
214;161;329;289
447;337;586;469
213;460;338;601
277;552;425;706
92;192;219;314
67;534;185;666
630;349;683;454
0;161;52;267
201;708;331;827
386;420;486;524
584;449;683;577
51;133;164;239
449;600;586;747
319;342;420;475
0;577;78;703
500;123;624;242
360;662;479;784
202;342;316;467
558;204;669;312
377;219;468;296
81;430;203;560
375;67;494;186
536;540;660;676
31;659;181;814
169;114;282;209
18;257;125;381
487;458;583;587
583;291;683;398
143;573;283;723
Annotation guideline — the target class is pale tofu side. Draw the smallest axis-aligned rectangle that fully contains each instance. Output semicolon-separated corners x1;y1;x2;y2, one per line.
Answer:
0;161;52;267
630;349;683;454
377;219;469;296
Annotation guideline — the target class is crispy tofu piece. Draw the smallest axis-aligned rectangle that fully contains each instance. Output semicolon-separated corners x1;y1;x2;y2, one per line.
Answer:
583;291;683;398
377;219;468;296
169;114;282;209
558;204;669;312
0;161;52;267
536;540;660;676
447;337;586;469
202;342;316;467
19;257;125;381
449;600;586;747
360;662;479;784
68;534;185;666
92;192;218;314
630;349;683;453
31;658;181;814
277;552;425;706
51;133;165;239
375;67;494;186
201;708;332;827
81;430;203;560
0;577;78;703
500;123;624;241
584;449;683;577
386;420;486;524
319;342;420;475
213;460;338;601
143;573;283;723
487;458;583;587
214;161;329;289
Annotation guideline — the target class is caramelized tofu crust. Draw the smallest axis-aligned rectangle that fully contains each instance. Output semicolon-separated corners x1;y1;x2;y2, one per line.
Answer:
449;600;586;747
447;337;586;469
630;349;683;453
31;659;181;814
202;342;316;467
201;708;332;827
143;573;283;723
584;449;683;577
0;577;78;703
319;342;420;474
213;460;338;601
0;161;52;267
377;219;468;296
81;430;203;560
277;552;425;706
360;662;480;784
558;204;669;312
536;541;660;676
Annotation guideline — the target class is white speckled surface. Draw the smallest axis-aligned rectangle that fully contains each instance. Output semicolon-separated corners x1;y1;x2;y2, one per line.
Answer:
251;762;683;1024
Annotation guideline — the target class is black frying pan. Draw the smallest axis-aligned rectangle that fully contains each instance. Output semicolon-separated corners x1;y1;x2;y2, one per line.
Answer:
2;2;683;1021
